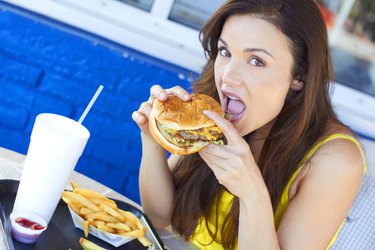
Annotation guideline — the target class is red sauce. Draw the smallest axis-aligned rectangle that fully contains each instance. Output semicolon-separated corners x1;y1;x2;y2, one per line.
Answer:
15;217;46;230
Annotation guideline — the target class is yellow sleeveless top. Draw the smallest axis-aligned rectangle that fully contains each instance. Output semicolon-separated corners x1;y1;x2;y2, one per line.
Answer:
190;134;367;249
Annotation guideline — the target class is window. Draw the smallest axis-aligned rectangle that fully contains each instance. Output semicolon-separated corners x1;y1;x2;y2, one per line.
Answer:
319;0;375;138
324;0;375;97
115;0;154;12
168;0;225;30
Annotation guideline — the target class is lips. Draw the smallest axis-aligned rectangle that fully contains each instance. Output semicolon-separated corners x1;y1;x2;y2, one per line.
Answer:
222;90;246;123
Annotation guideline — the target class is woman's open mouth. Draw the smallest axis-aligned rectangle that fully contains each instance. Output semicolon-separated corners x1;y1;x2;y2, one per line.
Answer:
222;91;246;124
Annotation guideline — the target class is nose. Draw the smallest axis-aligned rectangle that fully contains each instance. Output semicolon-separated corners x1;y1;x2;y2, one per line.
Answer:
221;60;242;87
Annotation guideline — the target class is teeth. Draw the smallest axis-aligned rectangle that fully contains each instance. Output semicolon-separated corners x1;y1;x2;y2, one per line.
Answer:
226;95;239;100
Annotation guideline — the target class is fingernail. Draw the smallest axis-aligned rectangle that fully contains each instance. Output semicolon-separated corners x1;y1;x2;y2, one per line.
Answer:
183;94;190;100
137;115;143;123
159;92;167;99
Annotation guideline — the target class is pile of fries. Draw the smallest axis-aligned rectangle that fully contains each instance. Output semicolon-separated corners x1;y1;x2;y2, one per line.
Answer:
61;182;152;247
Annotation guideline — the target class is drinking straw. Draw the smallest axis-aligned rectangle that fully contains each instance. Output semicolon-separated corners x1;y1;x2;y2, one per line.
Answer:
78;85;104;124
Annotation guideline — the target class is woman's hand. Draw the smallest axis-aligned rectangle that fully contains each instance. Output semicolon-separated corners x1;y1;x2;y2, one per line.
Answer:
132;84;191;136
134;85;190;228
199;110;264;199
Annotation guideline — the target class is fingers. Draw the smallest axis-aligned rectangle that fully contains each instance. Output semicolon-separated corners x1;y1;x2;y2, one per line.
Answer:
134;85;191;132
132;102;152;131
165;86;191;101
132;111;147;130
200;144;253;188
199;145;235;171
200;145;229;162
150;85;191;102
203;110;241;145
199;147;231;184
150;85;168;102
148;85;191;107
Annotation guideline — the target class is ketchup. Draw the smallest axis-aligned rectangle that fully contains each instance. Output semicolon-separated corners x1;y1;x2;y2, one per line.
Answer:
15;217;46;230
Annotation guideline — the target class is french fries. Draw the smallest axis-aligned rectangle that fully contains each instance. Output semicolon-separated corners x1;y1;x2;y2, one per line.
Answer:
99;203;125;222
62;182;152;247
79;237;106;250
83;220;90;238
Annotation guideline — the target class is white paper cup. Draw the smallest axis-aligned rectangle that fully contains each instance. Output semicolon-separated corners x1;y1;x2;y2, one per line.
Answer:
13;113;90;223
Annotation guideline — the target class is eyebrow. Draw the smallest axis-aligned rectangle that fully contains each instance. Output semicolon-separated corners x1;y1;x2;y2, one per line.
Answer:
218;38;274;59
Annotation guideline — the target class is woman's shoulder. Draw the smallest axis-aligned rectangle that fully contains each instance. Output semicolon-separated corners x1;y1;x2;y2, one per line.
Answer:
282;129;365;248
288;128;364;205
308;126;365;181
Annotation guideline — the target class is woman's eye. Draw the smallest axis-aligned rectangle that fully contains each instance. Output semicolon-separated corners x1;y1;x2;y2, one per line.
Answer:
218;47;230;57
248;57;264;66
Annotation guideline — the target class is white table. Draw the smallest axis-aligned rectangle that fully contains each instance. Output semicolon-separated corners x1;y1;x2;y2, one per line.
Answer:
0;147;198;250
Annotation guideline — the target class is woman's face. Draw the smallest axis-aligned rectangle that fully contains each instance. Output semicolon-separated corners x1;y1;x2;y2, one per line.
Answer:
214;14;295;136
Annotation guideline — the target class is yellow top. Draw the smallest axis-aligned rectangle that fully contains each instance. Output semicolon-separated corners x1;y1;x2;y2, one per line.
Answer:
190;134;367;250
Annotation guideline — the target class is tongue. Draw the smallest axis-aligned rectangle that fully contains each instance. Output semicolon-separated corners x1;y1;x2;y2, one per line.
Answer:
227;99;246;115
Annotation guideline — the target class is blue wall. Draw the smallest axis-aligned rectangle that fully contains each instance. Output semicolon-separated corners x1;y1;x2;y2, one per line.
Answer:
0;2;197;203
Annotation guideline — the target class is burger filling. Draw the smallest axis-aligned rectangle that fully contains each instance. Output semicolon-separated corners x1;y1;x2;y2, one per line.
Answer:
157;121;224;147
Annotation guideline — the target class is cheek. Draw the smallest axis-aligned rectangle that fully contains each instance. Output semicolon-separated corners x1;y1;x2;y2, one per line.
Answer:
257;83;289;109
256;71;292;99
260;93;288;127
245;78;290;120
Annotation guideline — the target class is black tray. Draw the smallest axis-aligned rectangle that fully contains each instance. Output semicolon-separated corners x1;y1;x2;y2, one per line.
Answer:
0;180;166;250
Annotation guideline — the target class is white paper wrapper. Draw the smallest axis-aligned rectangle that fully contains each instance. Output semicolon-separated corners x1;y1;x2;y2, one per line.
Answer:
68;207;134;247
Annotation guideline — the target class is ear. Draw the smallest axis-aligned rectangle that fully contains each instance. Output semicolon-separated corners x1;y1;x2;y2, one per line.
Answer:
291;79;304;91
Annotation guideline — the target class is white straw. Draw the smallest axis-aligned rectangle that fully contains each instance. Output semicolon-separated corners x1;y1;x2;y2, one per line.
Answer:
78;85;104;124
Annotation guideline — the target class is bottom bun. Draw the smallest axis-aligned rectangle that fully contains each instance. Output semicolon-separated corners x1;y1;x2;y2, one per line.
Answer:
148;111;208;155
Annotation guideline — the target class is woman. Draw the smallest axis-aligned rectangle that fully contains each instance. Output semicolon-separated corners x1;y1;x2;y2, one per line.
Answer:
132;0;366;249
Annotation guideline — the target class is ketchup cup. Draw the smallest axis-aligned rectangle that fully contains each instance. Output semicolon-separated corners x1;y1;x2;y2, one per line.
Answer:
10;211;48;244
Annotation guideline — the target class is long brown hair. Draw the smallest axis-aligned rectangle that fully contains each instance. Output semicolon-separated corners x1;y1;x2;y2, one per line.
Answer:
171;0;342;249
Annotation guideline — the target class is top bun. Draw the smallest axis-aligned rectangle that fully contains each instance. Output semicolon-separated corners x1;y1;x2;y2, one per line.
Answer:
152;94;224;130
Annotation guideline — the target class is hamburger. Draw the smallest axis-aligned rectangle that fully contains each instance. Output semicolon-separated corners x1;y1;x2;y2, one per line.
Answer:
149;93;225;155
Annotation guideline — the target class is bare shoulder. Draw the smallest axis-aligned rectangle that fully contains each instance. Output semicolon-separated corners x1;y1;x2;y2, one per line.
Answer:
277;132;365;248
295;131;366;207
309;132;365;179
